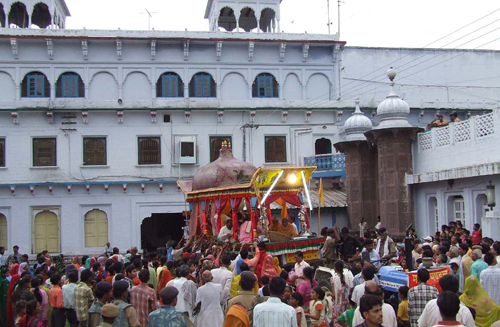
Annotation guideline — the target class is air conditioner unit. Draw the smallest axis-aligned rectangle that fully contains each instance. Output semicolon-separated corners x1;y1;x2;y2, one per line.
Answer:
179;136;197;164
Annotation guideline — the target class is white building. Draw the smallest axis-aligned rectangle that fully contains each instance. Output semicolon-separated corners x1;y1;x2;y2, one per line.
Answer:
0;0;499;255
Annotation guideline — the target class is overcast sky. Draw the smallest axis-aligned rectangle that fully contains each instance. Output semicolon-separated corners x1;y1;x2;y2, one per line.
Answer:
65;0;500;50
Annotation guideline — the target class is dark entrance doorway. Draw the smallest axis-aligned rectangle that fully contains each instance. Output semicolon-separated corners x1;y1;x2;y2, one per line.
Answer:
141;213;185;253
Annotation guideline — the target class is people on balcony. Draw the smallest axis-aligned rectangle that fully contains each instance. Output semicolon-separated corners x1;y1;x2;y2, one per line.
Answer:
426;114;448;130
449;112;461;123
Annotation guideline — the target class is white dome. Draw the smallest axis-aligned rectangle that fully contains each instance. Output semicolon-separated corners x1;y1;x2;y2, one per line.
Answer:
344;99;372;141
376;68;412;129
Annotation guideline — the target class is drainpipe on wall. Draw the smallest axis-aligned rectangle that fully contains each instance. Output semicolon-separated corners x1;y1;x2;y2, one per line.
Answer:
290;127;312;166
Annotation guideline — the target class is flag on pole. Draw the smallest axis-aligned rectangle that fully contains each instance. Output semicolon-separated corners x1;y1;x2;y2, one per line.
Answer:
319;178;324;207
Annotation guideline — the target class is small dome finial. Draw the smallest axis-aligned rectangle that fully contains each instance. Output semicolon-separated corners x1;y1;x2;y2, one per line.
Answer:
387;67;397;82
355;97;360;105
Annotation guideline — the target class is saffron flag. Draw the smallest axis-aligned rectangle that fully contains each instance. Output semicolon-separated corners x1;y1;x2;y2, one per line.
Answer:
319;178;324;207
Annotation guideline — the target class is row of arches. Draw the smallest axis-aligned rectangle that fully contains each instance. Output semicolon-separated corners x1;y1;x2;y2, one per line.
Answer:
0;1;63;29
217;6;277;32
4;70;332;100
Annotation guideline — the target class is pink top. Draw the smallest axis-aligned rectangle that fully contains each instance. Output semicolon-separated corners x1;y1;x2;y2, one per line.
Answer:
296;279;318;307
238;221;253;243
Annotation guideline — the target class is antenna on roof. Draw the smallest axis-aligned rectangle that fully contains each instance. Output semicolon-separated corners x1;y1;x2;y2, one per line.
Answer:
140;8;158;30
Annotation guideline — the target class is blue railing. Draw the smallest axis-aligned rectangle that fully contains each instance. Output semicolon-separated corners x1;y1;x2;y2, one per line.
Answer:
303;154;346;171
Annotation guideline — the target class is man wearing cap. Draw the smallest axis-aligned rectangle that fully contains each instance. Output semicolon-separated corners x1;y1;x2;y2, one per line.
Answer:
98;303;120;327
111;280;140;327
89;281;113;327
375;227;397;261
322;224;340;268
148;286;187;327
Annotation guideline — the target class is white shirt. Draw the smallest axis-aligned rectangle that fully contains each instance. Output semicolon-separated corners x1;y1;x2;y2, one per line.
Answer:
62;283;77;309
211;266;233;306
361;248;381;265
480;266;500;305
253;297;298;327
291;222;299;234
418;299;474;327
294;260;310;286
352;302;397;327
351;283;365;306
195;282;224;327
218;226;235;242
172;277;197;319
0;254;6;266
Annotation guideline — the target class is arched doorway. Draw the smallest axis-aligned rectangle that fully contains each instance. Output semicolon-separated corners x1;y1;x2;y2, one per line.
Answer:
0;4;6;28
0;214;7;248
31;3;51;28
34;210;59;253
141;213;185;253
84;209;108;248
218;6;236;31
315;138;332;155
475;194;488;227
239;7;257;32
8;2;29;28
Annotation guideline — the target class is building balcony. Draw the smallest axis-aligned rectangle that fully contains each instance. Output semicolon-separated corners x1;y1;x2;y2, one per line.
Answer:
304;154;346;177
408;110;500;184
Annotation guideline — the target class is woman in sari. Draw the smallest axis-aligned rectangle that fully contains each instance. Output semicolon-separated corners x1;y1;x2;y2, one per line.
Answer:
7;274;20;327
1;266;11;327
296;267;317;307
460;276;500;327
31;277;48;325
261;255;279;280
330;261;350;327
71;257;81;270
25;300;44;327
273;257;282;275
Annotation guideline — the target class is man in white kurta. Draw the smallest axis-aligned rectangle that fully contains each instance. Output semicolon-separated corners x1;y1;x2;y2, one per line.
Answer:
195;271;224;327
211;254;233;310
171;265;197;321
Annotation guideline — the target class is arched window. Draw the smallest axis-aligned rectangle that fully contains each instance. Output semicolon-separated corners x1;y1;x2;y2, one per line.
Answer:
260;8;276;33
56;72;85;98
84;209;108;248
189;73;216;98
0;214;7;249
21;72;50;98
34;211;59;253
218;7;236;31
31;3;51;28
315;138;332;155
156;72;184;98
239;7;257;32
253;73;278;98
0;4;6;28
8;2;29;28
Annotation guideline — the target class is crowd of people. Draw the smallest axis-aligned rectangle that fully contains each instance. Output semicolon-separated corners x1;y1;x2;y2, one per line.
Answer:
1;219;500;327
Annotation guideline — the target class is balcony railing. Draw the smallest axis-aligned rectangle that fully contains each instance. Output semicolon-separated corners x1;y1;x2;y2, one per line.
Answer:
418;112;495;152
304;154;346;171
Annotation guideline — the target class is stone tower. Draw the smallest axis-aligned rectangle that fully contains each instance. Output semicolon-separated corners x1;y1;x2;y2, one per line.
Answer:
336;69;422;235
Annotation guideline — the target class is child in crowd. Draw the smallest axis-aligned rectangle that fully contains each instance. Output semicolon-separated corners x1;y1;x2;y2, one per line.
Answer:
14;300;27;327
305;286;328;327
397;286;410;327
289;292;307;327
337;298;356;327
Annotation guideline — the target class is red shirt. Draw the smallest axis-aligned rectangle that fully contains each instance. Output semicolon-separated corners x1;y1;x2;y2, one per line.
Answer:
472;230;482;245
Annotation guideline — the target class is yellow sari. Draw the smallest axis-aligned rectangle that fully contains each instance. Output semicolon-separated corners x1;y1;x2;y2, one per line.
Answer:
460;276;500;327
